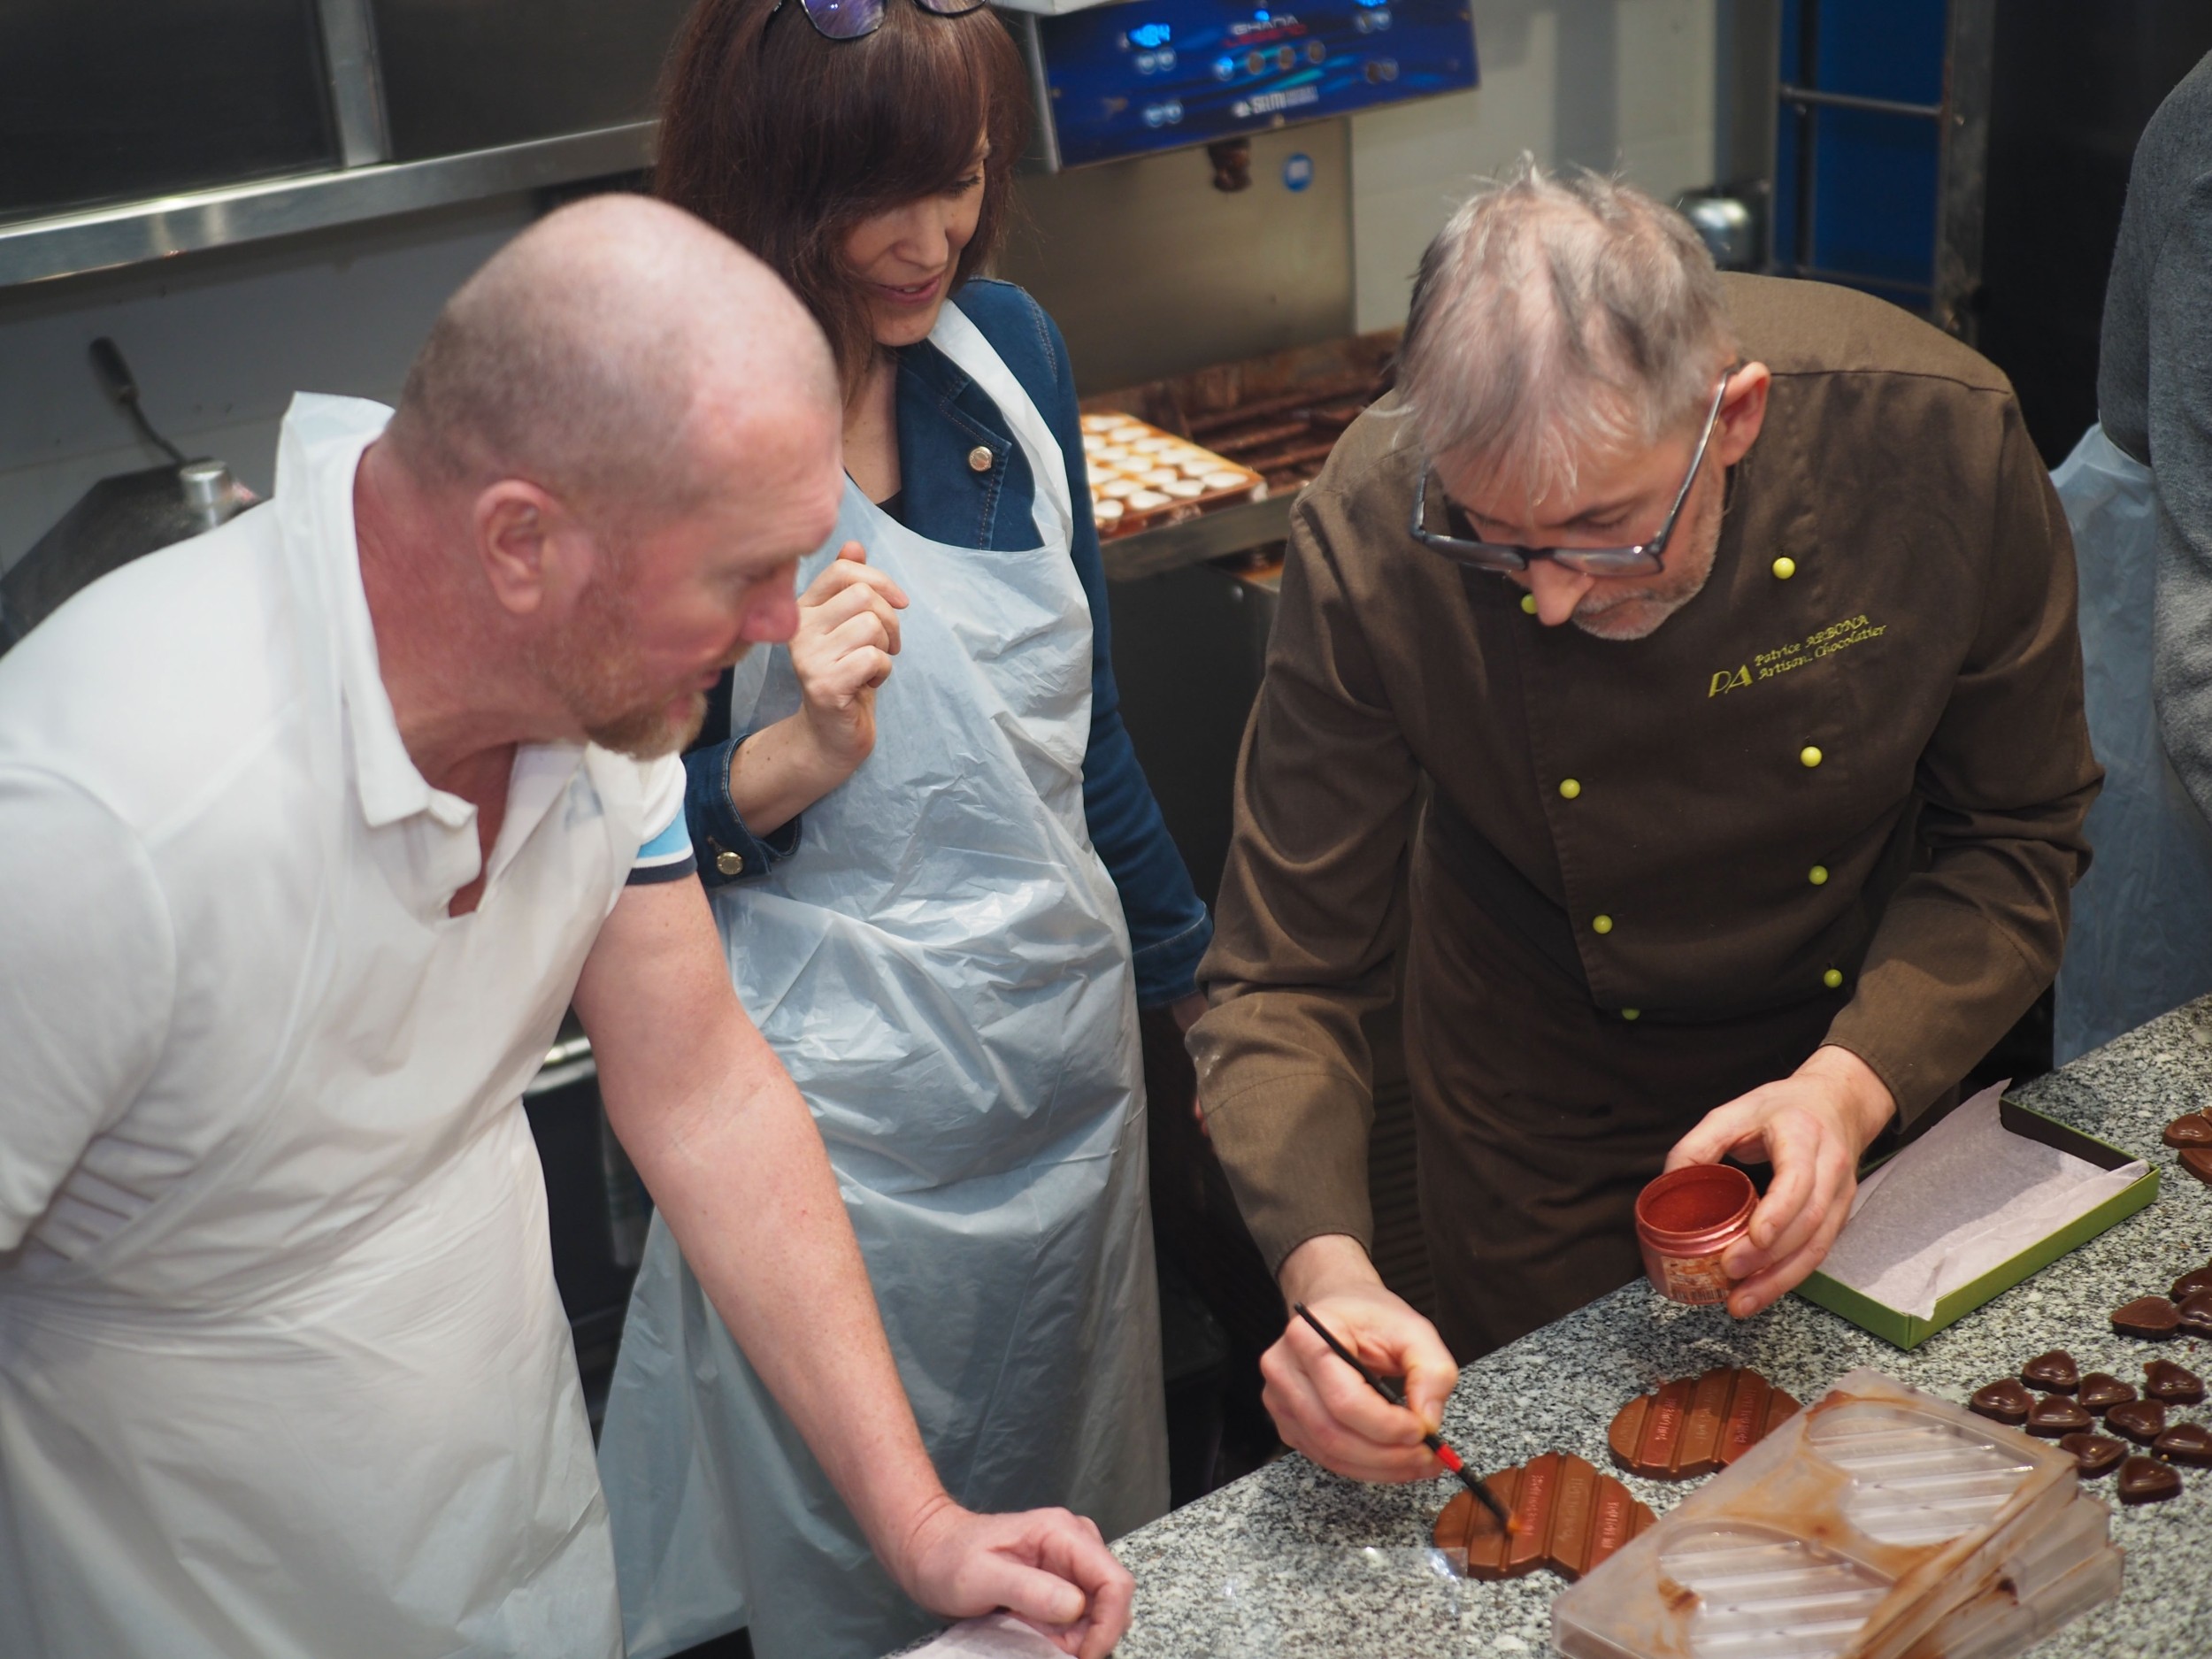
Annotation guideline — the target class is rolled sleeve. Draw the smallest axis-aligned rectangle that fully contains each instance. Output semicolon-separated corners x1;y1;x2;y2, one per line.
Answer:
627;753;698;886
683;737;801;892
1131;910;1214;1009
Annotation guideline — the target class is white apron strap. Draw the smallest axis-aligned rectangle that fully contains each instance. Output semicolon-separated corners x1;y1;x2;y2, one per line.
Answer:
926;300;1074;553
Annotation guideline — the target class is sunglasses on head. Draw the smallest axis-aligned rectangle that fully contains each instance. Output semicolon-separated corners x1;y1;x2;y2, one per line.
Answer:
774;0;987;42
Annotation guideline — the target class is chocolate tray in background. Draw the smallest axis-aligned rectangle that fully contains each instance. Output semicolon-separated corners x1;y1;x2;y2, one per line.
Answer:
1082;326;1401;581
1079;414;1264;541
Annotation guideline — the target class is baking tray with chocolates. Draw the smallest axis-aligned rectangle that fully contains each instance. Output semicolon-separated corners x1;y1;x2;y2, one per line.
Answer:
1078;413;1263;540
1083;331;1396;498
1179;377;1383;495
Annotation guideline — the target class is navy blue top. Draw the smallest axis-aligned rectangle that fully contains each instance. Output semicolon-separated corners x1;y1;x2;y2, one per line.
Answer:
683;278;1211;1008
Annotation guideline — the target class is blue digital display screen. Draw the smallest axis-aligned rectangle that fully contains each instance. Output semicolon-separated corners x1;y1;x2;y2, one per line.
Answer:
1036;0;1476;170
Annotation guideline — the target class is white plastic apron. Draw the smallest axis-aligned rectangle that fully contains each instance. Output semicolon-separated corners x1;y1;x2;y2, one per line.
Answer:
596;303;1167;1659
2053;421;2212;1060
0;397;628;1657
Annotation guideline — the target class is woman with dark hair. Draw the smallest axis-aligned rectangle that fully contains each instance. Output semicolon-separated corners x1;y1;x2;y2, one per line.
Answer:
595;2;1207;1655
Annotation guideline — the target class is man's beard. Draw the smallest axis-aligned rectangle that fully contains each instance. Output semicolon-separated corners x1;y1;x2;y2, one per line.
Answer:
1571;586;1700;641
584;686;709;760
531;576;712;761
1568;478;1725;641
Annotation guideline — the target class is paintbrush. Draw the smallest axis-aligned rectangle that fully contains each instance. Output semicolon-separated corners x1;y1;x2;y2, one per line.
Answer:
1292;1302;1515;1532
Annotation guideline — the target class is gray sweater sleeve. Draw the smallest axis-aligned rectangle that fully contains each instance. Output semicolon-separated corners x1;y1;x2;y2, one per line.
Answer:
2099;50;2212;819
2147;178;2212;822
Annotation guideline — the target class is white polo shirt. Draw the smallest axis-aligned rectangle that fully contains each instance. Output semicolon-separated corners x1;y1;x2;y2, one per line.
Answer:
0;395;690;1657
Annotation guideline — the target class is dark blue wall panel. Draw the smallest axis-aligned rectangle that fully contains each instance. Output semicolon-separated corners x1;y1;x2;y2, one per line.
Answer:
1774;0;1945;308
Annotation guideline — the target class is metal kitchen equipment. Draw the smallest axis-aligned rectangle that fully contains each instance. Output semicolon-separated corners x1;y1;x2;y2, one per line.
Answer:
3;339;250;653
0;0;1469;289
1014;0;1475;172
0;0;674;288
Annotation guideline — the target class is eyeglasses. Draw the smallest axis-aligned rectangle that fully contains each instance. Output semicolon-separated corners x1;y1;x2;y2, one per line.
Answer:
774;0;987;42
1409;373;1734;577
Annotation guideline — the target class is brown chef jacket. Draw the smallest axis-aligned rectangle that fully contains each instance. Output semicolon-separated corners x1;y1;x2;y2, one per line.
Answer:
1188;274;2101;1358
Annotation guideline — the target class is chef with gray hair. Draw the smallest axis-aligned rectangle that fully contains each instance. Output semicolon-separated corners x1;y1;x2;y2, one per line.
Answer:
1186;158;2101;1485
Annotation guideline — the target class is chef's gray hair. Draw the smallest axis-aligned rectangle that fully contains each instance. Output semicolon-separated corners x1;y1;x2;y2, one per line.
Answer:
1397;157;1736;505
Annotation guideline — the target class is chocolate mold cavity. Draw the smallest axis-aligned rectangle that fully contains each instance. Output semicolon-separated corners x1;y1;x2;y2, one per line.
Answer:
1805;1402;2039;1547
1658;1524;1891;1659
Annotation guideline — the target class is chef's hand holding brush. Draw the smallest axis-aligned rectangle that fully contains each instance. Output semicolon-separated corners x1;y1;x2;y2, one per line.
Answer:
1263;1236;1477;1487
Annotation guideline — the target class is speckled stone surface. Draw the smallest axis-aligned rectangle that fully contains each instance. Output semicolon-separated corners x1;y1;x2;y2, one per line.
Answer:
1098;1001;2212;1657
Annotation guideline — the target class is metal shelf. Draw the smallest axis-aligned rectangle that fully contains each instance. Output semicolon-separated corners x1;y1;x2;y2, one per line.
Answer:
0;122;654;291
1100;492;1294;582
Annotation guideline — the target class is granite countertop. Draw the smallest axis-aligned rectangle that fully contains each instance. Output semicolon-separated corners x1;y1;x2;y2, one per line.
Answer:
1102;1001;2212;1658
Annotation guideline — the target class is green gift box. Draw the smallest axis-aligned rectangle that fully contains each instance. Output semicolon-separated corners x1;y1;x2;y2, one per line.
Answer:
1795;1096;2160;1350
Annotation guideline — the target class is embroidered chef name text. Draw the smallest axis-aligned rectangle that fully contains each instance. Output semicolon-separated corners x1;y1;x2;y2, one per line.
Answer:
1708;614;1888;697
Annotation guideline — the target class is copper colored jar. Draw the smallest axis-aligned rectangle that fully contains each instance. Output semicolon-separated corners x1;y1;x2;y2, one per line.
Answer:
1634;1164;1756;1305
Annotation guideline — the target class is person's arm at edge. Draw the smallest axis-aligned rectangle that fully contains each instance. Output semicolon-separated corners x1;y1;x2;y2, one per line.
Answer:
573;877;1131;1656
0;769;175;1250
2148;178;2212;820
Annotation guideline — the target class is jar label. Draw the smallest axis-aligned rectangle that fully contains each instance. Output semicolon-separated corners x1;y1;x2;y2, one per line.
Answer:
1660;1252;1733;1304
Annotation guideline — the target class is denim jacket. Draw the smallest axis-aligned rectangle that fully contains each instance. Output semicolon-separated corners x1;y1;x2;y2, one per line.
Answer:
683;279;1211;1008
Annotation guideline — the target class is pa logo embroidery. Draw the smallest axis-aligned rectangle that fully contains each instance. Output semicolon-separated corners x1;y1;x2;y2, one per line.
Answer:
1709;615;1887;697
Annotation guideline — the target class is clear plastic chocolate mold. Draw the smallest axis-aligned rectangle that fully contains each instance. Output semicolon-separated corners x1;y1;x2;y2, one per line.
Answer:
1552;1370;2113;1659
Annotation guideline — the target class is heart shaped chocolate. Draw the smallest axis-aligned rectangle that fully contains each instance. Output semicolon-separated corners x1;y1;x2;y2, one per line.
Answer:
1969;1379;2033;1425
2108;1399;2170;1445
2078;1372;2137;1414
2184;1148;2212;1188
2180;1293;2212;1338
2171;1266;2212;1301
1605;1369;1801;1479
2114;1295;2182;1339
2025;1394;2093;1437
2120;1454;2184;1504
1432;1452;1655;1581
2146;1359;2207;1406
2057;1432;2126;1477
2162;1112;2212;1148
2021;1350;2078;1393
2155;1422;2212;1467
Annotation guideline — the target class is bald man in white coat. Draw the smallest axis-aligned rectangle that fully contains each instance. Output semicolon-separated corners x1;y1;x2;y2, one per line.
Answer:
0;197;1131;1659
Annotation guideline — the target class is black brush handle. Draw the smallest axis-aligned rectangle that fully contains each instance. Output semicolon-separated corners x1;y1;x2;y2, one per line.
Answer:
1291;1303;1510;1529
